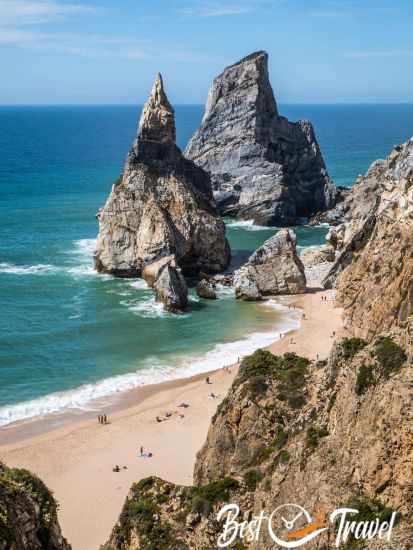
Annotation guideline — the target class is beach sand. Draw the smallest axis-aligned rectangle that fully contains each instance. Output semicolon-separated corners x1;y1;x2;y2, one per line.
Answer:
0;289;343;550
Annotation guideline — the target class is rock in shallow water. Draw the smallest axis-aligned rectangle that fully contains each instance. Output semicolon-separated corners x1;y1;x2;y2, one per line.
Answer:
94;73;230;278
154;261;188;313
234;228;306;300
185;51;337;226
196;279;217;300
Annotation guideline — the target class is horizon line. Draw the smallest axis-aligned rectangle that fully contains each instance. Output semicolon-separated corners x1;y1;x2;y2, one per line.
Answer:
1;101;413;108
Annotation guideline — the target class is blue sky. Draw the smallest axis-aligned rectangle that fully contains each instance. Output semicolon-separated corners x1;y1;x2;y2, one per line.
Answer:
0;0;412;104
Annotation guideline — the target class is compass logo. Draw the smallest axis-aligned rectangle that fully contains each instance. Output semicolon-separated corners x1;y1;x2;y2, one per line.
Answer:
268;504;328;548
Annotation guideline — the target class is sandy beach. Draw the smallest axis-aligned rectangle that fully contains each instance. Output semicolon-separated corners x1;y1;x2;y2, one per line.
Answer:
0;289;343;550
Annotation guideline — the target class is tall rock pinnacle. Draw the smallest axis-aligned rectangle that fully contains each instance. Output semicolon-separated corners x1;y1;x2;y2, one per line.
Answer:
186;51;337;226
138;73;176;144
94;74;230;278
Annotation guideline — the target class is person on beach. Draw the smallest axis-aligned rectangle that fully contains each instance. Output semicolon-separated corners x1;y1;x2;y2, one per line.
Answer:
206;376;211;384
98;415;101;424
156;416;162;423
140;446;143;456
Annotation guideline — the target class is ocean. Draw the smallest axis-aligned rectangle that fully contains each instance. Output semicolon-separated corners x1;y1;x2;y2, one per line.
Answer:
1;104;413;427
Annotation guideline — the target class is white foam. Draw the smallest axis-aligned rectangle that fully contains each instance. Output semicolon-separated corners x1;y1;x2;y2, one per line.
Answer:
225;219;276;232
129;279;149;290
69;238;97;259
0;304;300;427
215;284;235;298
0;263;58;275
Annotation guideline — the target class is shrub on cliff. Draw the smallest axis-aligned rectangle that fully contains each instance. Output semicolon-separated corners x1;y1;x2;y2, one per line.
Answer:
340;337;367;360
374;336;406;377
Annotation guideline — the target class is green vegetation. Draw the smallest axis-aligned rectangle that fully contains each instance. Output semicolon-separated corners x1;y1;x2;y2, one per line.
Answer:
272;450;290;470
243;470;263;491
306;427;329;450
355;364;376;395
236;350;311;408
374;337;406;377
257;426;288;463
190;477;239;515
340;338;367;360
115;497;173;550
0;463;59;547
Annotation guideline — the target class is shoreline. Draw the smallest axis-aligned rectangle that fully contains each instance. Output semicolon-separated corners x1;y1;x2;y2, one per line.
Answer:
0;288;343;550
0;298;300;443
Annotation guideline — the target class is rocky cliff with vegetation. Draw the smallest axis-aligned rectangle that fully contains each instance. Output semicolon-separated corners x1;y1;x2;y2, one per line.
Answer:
335;138;413;348
0;462;70;550
185;51;337;226
101;138;413;549
95;73;230;278
102;339;412;549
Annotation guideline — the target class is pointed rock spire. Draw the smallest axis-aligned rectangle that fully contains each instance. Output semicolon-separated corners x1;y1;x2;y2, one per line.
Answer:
138;73;176;144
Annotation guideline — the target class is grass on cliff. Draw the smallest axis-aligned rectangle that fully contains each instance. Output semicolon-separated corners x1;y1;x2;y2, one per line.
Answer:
0;463;58;547
191;477;239;515
236;350;310;409
114;479;176;550
374;336;406;377
306;426;329;450
340;338;367;360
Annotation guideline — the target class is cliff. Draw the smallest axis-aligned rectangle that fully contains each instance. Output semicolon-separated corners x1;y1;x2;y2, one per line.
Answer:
0;462;70;550
95;73;230;278
103;341;412;549
102;141;413;549
330;139;413;349
185;51;337;226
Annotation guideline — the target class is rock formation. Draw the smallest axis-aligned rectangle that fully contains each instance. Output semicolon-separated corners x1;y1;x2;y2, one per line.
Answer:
336;138;413;343
185;51;337;226
153;261;188;313
234;229;306;300
95;73;230;278
0;462;71;550
196;279;217;300
103;340;412;550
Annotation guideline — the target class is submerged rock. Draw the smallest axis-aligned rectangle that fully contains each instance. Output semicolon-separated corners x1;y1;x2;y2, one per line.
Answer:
196;279;217;300
154;260;188;313
234;228;306;300
185;51;336;226
95;73;230;278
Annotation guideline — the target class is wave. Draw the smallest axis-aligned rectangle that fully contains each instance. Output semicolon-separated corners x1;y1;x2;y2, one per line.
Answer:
0;263;58;275
0;303;300;428
225;219;276;232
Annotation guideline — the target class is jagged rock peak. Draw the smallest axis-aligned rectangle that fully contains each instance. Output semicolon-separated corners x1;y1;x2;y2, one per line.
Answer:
185;51;336;226
138;72;176;145
202;49;278;134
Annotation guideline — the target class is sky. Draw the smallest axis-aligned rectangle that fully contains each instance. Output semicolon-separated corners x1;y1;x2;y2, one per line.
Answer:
0;0;412;104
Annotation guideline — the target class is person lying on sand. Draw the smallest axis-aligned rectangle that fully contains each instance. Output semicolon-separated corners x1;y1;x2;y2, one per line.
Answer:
113;465;120;472
156;416;163;423
208;392;220;399
178;402;189;408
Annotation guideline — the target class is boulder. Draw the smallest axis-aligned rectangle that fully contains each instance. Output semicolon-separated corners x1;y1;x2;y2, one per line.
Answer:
234;228;306;300
95;73;230;278
196;279;217;300
300;244;335;267
154;262;188;313
185;51;337;226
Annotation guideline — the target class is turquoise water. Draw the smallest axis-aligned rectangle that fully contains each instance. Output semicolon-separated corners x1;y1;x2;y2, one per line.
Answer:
1;104;413;425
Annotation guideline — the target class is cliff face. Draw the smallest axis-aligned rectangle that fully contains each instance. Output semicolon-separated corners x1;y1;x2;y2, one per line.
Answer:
335;139;413;345
103;342;412;549
185;51;337;226
0;463;70;550
95;74;230;277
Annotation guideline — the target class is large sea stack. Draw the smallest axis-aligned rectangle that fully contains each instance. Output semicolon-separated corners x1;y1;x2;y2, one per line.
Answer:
185;51;337;226
95;74;230;277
